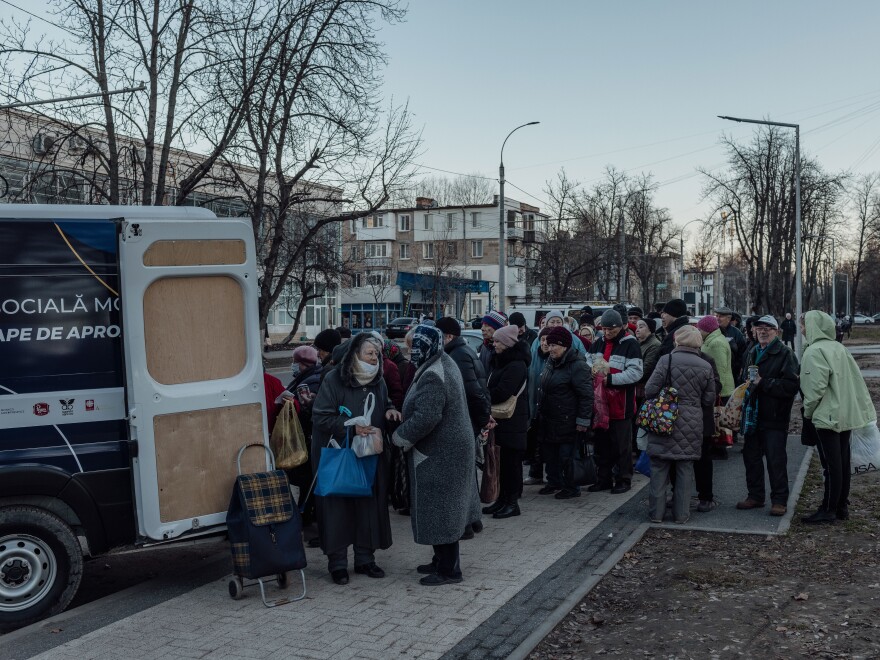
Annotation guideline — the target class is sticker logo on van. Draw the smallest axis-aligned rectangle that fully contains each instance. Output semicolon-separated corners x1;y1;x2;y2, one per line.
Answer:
33;402;49;416
60;399;75;416
85;399;95;411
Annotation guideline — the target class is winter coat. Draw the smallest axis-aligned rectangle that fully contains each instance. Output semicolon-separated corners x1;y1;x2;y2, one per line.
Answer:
587;331;643;420
521;327;539;346
383;357;405;410
801;310;877;432
645;347;716;461
701;329;734;397
780;318;797;341
699;352;722;437
263;372;286;433
478;338;495;376
488;339;532;450
639;334;661;385
310;334;393;554
288;362;323;396
536;347;593;444
721;324;748;384
659;316;691;357
392;352;477;546
743;337;800;432
444;336;491;433
528;343;552;420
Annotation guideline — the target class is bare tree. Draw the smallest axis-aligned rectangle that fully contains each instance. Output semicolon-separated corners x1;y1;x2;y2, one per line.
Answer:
847;173;880;313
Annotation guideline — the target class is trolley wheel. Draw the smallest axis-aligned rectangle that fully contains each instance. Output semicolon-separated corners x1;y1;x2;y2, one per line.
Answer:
228;576;244;600
277;572;289;589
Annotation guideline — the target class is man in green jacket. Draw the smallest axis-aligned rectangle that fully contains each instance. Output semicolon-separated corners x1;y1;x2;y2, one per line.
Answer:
800;310;877;524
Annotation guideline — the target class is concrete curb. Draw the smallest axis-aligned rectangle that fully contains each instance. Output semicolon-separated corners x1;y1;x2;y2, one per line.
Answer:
507;522;651;660
778;445;814;535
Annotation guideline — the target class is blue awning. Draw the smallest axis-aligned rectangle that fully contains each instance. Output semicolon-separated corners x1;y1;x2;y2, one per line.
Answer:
396;270;490;294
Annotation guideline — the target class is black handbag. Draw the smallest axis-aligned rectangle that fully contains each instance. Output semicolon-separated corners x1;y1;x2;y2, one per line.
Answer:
563;433;598;487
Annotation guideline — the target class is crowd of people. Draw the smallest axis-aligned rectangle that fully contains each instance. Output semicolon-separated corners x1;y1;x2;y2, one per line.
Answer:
262;299;876;587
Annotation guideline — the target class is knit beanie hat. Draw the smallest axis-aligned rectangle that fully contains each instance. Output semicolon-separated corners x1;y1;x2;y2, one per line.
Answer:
482;309;508;330
613;304;629;320
696;315;720;333
313;328;341;353
599;309;623;328
435;316;461;337
493;324;520;348
545;310;564;323
292;345;319;366
508;311;527;328
627;306;644;319
640;318;658;334
579;313;595;326
674;324;703;348
545;326;572;348
662;298;688;318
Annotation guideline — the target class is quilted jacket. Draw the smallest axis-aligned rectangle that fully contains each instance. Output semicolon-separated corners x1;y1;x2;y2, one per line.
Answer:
644;346;716;461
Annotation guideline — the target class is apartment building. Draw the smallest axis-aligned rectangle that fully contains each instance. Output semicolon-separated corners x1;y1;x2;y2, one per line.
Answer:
340;196;549;331
682;269;717;315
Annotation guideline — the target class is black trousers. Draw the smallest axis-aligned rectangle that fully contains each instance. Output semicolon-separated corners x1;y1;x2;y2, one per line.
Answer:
742;428;789;505
526;424;544;479
432;542;462;578
499;446;523;501
543;441;578;492
693;436;714;501
815;428;852;512
595;419;633;486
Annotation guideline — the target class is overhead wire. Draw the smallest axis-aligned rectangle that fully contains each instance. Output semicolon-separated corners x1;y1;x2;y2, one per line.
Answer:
0;0;80;38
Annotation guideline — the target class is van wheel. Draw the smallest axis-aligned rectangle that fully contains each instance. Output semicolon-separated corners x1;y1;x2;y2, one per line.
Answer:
0;506;83;632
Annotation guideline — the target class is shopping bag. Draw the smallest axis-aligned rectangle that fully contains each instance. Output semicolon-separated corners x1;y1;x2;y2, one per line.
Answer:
314;431;378;497
636;428;649;451
269;400;309;469
479;431;501;503
850;421;880;475
634;450;651;477
343;392;383;457
719;382;749;432
563;435;597;487
636;356;679;437
592;374;610;430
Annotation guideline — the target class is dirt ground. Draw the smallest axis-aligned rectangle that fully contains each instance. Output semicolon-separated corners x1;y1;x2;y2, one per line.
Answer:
530;380;880;660
855;353;880;370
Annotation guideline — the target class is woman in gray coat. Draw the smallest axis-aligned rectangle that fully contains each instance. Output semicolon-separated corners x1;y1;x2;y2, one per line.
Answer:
311;333;401;585
644;325;715;524
392;325;477;586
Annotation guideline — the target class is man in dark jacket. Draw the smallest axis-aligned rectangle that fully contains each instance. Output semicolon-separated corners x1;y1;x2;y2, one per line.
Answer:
780;313;796;350
509;311;538;347
436;317;491;434
714;306;748;384
736;315;799;516
658;298;691;357
478;309;508;374
587;309;644;493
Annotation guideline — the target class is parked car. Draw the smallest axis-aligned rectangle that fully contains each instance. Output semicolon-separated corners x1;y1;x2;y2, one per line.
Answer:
853;314;874;325
467;316;483;330
461;329;484;353
385;317;418;338
872;313;880;324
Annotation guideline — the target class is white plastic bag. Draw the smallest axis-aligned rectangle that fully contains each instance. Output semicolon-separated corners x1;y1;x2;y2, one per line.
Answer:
344;392;383;457
850;421;880;475
636;428;648;451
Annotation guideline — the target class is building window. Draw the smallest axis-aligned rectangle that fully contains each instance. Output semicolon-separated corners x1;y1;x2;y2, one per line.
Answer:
471;212;479;228
422;242;434;259
367;271;387;286
446;213;456;230
399;214;411;232
350;272;362;288
423;213;433;230
470;299;483;317
350;245;359;261
399;242;411;259
446;241;457;258
516;268;524;282
471;240;483;258
365;242;387;257
471;270;482;280
363;214;384;228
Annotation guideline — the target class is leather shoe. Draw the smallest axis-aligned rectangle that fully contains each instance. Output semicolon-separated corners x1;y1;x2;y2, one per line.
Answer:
471;520;484;533
611;482;631;494
538;485;561;495
460;526;475;540
354;562;385;578
554;489;581;499
736;498;764;510
419;573;463;586
482;500;506;515
769;503;787;516
492;503;521;519
417;562;438;575
801;509;836;524
587;482;613;493
330;569;349;585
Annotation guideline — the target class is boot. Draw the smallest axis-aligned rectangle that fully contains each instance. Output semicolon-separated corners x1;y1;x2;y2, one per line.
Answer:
492;502;521;519
482;498;506;515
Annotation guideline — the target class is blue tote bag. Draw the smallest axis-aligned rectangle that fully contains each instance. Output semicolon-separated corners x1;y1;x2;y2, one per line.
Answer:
314;430;378;498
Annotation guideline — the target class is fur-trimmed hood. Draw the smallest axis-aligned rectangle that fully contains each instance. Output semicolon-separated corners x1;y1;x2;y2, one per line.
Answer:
337;333;384;387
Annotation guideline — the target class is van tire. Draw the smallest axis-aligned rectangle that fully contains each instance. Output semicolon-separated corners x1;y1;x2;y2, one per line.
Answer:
0;506;83;632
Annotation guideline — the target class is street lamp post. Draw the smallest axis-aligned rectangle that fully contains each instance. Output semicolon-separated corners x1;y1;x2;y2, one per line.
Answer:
719;115;803;355
498;121;539;310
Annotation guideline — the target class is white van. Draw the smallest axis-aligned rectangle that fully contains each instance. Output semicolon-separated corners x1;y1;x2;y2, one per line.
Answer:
0;205;270;630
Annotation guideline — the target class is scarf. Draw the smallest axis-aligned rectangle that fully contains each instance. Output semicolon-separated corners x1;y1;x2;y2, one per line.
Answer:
741;340;774;435
352;336;383;386
410;325;442;369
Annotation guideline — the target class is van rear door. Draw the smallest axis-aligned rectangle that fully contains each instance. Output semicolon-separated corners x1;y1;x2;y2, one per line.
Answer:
117;217;268;542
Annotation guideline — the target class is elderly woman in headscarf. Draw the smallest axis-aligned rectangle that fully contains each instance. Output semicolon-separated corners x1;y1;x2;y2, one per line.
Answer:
392;325;477;586
311;333;402;586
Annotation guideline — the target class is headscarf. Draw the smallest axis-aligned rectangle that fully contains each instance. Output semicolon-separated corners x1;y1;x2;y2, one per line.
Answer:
383;338;401;361
410;325;442;369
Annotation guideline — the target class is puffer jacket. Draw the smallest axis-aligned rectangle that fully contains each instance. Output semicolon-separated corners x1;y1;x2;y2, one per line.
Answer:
488;339;531;450
587;331;643;420
536;347;593;444
801;310;877;432
743;337;799;431
645;347;716;461
444;336;491;433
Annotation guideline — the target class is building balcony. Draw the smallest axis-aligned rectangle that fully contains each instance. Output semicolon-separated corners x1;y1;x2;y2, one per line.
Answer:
363;256;392;268
356;224;396;241
506;226;524;240
523;229;547;243
506;256;527;268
